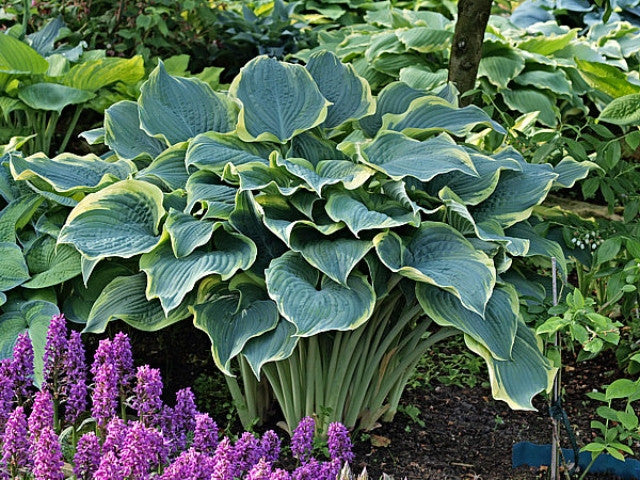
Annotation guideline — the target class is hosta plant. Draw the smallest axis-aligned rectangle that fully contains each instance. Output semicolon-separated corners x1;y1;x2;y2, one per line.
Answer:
3;51;592;433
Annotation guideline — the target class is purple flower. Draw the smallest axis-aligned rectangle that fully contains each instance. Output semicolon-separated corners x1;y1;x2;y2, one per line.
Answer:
113;332;134;393
292;457;323;480
28;390;54;449
271;468;292;480
259;430;281;464
210;437;234;480
291;416;315;462
247;458;272;480
64;330;87;423
32;427;64;480
192;413;218;454
119;421;168;479
102;417;127;455
11;332;33;400
1;406;30;475
327;422;354;464
0;359;14;431
133;365;163;427
320;458;342;480
93;450;124;480
73;432;101;480
42;313;68;396
171;388;197;450
233;431;261;476
160;449;216;480
91;338;121;427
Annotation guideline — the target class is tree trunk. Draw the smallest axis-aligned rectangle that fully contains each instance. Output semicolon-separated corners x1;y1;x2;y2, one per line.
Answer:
448;0;493;106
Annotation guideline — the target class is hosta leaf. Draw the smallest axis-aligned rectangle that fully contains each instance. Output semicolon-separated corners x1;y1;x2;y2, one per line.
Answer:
275;155;374;194
306;50;375;129
501;88;559;127
287;132;347;165
230;56;330;143
185;171;237;219
140;228;256;314
325;188;420;237
427;148;522;205
186;132;272;174
18;83;94;113
382;96;506;137
398;66;448;91
0;242;29;291
360;82;428;137
470;161;557;228
289;229;372;286
552;158;599;188
517;30;578;55
104;100;166;161
136;144;190;190
362;131;477;182
575;59;640;98
513;69;573;96
374;222;496;315
10;152;135;194
0;34;48;75
266;252;375;337
58;179;165;261
84;273;193;333
505;222;567;278
465;321;555;410
478;47;525;89
396;27;452;53
22;236;81;288
0;194;43;243
139;61;237;144
192;286;279;376
231;161;303;196
0;300;59;386
164;208;219;258
417;284;519;361
62;56;144;91
598;93;640;126
242;320;298;379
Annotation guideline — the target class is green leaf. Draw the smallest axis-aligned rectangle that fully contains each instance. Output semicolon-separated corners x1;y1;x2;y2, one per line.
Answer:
505;222;567;278
374;222;496;316
598;93;640;126
84;273;192;333
396;27;452;53
22;236;81;289
62;55;144;91
513;69;573;96
418;284;519;361
139;61;237;144
58;179;165;261
242;319;298;379
230;56;330;143
362;131;477;182
605;378;639;400
552;158;599;188
140;228;256;314
265;251;375;337
517;30;577;55
185;171;239;220
478;47;525;89
382;96;506;137
104;100;166;161
0;33;48;75
136;143;189;190
0;242;30;291
164;208;218;258
596;238;621;265
0;300;59;387
465;321;556;410
0;194;43;243
186;132;272;174
576;59;640;99
192;285;279;375
398;66;448;92
501;89;559;127
10;152;135;194
18;83;94;113
306;50;375;129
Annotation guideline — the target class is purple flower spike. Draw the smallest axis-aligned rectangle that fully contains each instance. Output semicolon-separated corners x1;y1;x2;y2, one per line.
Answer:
120;421;168;479
210;437;233;480
171;388;197;450
73;432;101;480
65;331;87;423
271;468;292;480
102;417;127;454
291;416;315;462
1;406;31;475
32;427;64;480
113;332;134;391
160;449;216;480
192;413;218;454
320;458;342;480
28;390;54;449
11;332;34;400
247;458;272;480
91;338;119;427
292;457;322;480
43;314;68;395
93;450;124;480
133;365;163;426
0;359;14;431
259;430;281;464
233;431;261;476
327;422;355;464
